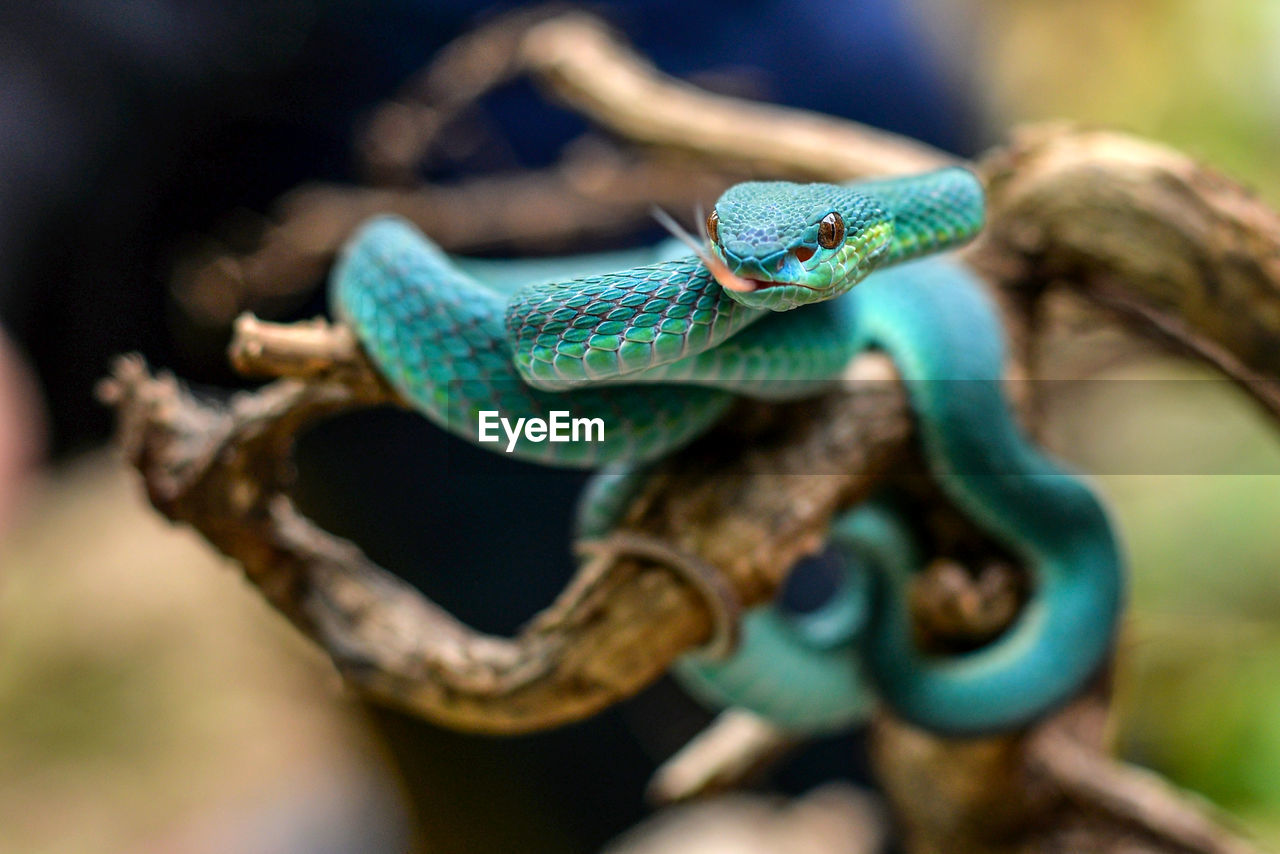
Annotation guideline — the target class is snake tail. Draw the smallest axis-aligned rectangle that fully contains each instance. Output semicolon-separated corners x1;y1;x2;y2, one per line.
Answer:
672;259;1123;735
852;260;1124;734
671;503;910;732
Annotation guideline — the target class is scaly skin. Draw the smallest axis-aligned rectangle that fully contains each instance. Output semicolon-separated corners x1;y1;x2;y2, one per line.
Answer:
332;169;982;464
672;258;1124;735
330;167;1124;735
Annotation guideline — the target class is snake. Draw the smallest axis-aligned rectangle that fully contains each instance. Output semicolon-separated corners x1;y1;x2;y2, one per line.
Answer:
330;167;1125;736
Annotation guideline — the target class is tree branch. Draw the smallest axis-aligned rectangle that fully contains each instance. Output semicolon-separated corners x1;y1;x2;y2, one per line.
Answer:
978;124;1280;420
103;337;911;733
519;13;954;180
171;146;744;330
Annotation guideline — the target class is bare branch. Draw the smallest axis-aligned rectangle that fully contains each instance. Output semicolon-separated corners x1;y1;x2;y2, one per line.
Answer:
647;709;797;804
978;124;1280;420
1031;731;1263;854
871;703;1265;854
229;314;369;380
103;348;911;733
171;145;743;329
353;4;574;185
606;784;887;854
520;13;953;180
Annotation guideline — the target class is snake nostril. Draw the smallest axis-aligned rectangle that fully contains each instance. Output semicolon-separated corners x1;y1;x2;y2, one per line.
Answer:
774;257;785;273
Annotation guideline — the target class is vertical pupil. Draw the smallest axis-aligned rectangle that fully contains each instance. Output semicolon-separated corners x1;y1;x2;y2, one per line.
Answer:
707;211;719;243
819;213;844;248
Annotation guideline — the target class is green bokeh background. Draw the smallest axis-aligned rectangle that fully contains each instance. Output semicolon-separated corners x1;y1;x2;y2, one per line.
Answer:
959;0;1280;841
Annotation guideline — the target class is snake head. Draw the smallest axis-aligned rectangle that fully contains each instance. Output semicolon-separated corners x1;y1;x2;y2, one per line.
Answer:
705;181;893;311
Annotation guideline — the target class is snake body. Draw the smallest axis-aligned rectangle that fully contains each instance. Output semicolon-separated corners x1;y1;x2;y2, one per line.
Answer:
331;167;1124;735
672;258;1124;734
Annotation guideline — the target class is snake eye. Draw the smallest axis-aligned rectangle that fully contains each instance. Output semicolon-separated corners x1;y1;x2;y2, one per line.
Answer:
706;210;720;244
817;212;845;249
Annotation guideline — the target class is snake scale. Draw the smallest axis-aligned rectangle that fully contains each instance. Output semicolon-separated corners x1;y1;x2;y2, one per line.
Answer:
331;167;1124;736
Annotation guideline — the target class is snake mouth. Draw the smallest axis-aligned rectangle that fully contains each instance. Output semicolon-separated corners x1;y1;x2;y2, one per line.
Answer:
646;206;819;294
711;267;818;293
709;248;821;293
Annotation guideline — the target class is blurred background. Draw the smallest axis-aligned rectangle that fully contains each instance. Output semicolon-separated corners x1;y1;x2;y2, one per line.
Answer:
1;0;1279;851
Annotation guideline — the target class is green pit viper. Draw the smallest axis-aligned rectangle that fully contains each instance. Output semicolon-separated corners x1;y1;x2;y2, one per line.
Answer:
330;167;1124;736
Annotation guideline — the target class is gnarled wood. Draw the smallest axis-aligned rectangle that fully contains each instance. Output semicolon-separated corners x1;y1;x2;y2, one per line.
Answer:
103;340;911;734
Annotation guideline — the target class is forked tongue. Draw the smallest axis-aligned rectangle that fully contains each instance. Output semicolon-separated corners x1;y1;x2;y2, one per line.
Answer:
650;206;760;292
